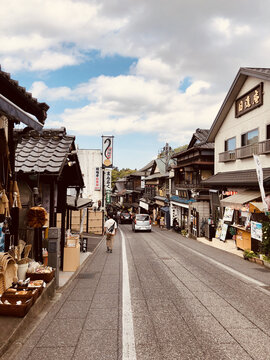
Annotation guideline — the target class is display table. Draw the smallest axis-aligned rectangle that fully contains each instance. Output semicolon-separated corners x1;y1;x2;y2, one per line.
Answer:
232;225;251;251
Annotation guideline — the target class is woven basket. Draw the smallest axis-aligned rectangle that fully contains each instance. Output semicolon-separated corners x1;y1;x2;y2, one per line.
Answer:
2;288;39;304
26;269;55;283
0;253;17;295
0;297;33;317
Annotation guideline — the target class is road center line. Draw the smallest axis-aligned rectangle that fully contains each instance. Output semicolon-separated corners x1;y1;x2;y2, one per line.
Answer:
172;239;267;288
120;228;137;360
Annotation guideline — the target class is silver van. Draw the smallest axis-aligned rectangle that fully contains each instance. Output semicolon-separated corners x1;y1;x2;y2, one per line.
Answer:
132;214;152;232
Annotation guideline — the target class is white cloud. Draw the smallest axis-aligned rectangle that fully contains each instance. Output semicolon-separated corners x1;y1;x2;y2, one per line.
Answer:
39;73;221;143
2;0;270;148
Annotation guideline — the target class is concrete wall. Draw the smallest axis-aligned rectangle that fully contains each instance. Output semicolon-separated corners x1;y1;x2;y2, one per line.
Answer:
215;76;270;174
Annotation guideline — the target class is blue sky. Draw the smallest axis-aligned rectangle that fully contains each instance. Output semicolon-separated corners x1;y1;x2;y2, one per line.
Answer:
2;0;270;169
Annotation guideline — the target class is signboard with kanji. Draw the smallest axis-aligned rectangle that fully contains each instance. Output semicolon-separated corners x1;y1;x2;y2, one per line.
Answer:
104;168;112;192
94;167;101;191
235;82;263;118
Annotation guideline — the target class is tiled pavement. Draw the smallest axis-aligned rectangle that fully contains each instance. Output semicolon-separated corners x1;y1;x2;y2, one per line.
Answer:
12;234;122;360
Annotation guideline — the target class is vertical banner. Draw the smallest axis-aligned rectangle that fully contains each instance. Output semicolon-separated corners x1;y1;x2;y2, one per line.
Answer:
95;167;101;191
104;168;112;204
104;168;112;192
102;136;114;168
253;155;267;210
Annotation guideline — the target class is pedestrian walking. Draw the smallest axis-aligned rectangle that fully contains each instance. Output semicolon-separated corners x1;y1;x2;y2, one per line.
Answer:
104;214;117;253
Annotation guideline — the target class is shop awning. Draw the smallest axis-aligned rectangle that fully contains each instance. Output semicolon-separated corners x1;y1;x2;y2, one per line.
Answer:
0;94;43;131
250;202;264;212
66;195;93;210
220;191;261;209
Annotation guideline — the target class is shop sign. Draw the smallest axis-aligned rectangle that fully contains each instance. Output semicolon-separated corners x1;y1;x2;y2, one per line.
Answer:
139;201;149;211
106;191;111;204
102;136;114;168
251;221;262;241
95;167;101;191
235;82;263;118
223;207;234;222
104;168;112;192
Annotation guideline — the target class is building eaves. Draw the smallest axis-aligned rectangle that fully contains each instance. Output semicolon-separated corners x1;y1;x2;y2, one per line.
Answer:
0;66;49;123
207;67;270;142
202;167;270;187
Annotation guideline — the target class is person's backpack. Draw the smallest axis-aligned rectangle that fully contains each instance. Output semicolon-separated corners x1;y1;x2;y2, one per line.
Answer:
108;221;115;233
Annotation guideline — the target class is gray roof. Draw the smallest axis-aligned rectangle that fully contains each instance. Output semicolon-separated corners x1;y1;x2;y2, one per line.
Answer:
15;127;74;174
139;160;155;172
202;167;270;187
145;172;169;180
208;67;270;142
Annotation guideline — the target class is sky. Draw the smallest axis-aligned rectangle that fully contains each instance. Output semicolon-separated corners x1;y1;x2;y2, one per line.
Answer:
1;0;270;170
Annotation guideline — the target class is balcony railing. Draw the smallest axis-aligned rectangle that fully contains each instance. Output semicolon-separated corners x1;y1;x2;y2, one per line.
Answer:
236;143;259;159
219;151;236;162
259;139;270;154
219;139;270;162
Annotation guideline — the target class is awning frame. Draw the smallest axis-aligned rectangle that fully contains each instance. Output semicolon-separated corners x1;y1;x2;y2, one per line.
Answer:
0;94;43;131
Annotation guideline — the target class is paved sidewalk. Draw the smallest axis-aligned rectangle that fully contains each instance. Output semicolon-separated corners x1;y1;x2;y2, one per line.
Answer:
197;237;244;257
6;234;121;360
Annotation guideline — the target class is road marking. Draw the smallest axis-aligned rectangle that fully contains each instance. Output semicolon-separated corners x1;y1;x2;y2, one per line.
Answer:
120;228;137;360
174;240;267;288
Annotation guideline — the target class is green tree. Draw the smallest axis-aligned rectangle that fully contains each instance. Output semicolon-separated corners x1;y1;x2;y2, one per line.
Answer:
112;167;136;186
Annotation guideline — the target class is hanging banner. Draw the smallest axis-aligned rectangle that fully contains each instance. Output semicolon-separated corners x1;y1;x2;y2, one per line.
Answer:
102;136;114;168
94;167;101;191
104;168;112;192
106;191;111;204
253;155;267;210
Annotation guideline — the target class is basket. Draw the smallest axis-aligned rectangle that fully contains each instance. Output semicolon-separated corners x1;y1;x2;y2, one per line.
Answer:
0;253;17;295
0;297;33;317
2;288;39;304
26;269;55;283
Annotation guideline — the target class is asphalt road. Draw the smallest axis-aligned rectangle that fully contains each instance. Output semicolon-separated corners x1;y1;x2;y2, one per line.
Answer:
121;225;270;360
9;225;270;360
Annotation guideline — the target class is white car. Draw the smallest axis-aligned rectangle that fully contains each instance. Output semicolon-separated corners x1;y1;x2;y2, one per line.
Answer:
132;214;152;232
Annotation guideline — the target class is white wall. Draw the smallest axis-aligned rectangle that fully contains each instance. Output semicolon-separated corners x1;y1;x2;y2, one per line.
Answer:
77;149;102;207
215;77;270;174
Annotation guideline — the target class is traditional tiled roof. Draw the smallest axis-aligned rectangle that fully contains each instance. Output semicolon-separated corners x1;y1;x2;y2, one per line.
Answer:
139;160;155;172
202;168;270;187
172;128;214;158
15;127;74;174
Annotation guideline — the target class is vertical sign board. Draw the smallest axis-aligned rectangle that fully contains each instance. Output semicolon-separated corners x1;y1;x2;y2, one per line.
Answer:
104;168;112;204
102;136;114;168
95;167;101;191
104;169;112;192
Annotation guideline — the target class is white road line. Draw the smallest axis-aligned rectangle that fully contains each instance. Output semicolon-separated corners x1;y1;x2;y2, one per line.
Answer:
175;240;267;287
120;228;137;360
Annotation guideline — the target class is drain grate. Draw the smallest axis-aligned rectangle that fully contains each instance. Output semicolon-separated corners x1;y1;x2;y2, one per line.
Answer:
76;273;94;279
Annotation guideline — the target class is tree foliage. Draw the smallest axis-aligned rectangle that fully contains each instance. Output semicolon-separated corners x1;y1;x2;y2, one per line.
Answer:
112;167;136;185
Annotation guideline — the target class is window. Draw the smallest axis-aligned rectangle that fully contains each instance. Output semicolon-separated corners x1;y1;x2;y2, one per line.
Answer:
225;137;236;151
241;129;258;146
267;124;270;139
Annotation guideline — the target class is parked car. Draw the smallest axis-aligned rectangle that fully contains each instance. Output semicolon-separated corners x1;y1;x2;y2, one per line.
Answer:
132;214;151;232
119;212;132;224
